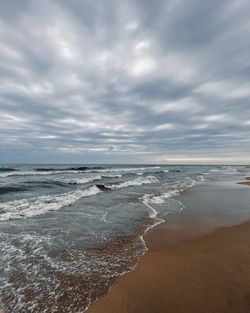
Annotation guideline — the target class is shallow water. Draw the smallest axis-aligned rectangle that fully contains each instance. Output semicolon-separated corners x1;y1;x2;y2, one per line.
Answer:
0;164;248;312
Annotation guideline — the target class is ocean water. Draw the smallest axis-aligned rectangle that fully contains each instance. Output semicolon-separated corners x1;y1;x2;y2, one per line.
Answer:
0;164;248;312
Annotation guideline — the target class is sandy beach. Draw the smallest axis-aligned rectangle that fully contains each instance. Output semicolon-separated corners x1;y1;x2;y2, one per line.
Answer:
87;180;250;313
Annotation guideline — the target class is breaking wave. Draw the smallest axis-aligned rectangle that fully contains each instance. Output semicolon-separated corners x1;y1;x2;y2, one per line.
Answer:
141;175;205;224
0;170;82;178
85;166;161;173
208;166;239;175
34;166;104;172
0;185;101;221
98;175;159;190
0;166;163;178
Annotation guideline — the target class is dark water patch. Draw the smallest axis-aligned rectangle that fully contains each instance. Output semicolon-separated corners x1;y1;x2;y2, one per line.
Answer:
34;166;105;172
33;167;77;172
25;180;69;188
34;168;64;172
143;170;166;176
0;186;29;194
169;169;182;173
69;166;104;171
0;168;18;172
0;181;69;196
95;184;111;191
118;172;138;177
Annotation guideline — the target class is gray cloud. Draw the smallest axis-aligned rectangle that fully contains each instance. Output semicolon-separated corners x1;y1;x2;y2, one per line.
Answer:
0;0;250;164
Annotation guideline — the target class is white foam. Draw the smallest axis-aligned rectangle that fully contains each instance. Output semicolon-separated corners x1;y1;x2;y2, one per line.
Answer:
196;175;205;183
170;175;205;193
85;166;161;173
142;200;165;230
145;202;158;218
108;175;159;190
0;172;124;185
102;173;122;178
140;174;204;225
61;175;103;184
0;170;83;178
141;190;178;206
209;166;238;175
0;166;163;178
0;185;101;221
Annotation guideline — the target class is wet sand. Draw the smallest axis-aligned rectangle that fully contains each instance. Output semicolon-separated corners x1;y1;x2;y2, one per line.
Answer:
87;181;250;313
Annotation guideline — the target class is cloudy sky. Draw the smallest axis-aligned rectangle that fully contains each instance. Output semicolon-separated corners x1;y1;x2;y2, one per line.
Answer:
0;0;250;164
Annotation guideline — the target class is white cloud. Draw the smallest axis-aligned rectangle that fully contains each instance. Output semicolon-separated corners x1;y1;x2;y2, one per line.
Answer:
126;21;139;32
130;57;156;76
0;0;250;163
150;97;201;114
154;123;176;131
195;81;250;100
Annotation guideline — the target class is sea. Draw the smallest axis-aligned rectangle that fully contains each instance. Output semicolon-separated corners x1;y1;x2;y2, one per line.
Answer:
0;164;248;312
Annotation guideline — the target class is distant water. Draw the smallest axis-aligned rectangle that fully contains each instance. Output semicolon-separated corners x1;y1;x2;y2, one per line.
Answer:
0;164;248;312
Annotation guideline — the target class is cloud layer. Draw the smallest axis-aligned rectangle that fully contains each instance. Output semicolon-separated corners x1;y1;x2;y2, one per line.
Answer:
1;0;250;163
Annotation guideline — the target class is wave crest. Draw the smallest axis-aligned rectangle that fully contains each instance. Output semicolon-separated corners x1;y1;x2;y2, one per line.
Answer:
0;185;100;221
106;175;159;190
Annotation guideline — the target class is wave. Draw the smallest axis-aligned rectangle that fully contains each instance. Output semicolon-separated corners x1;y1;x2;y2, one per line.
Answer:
170;176;204;192
0;167;161;178
0;170;84;178
196;175;205;183
86;166;161;173
62;175;103;185
0;186;29;194
102;173;122;178
141;189;179;206
98;175;159;190
0;174;125;193
141;175;204;221
142;169;168;176
0;167;17;172
141;193;183;230
26;180;69;188
208;167;239;175
41;173;123;185
34;166;104;172
70;166;104;171
0;185;101;221
34;168;69;172
46;173;123;185
169;169;182;173
0;181;69;194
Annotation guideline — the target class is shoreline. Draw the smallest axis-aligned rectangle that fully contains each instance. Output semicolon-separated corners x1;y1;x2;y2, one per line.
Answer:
87;179;250;313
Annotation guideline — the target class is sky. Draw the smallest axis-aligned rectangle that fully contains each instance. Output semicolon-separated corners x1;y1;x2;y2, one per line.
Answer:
0;0;250;164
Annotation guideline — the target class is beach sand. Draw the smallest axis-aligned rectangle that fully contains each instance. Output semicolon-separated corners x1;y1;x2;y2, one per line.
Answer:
87;181;250;313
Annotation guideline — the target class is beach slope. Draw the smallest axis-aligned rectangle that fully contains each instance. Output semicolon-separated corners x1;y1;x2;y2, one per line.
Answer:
88;220;250;313
88;182;250;313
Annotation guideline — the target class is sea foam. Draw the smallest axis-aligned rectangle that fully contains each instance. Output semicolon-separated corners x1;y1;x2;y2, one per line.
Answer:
0;185;100;221
107;175;159;189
